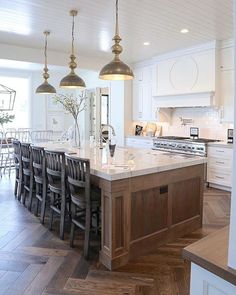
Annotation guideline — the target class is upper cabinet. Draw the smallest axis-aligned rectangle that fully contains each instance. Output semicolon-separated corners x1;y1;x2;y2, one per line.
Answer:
153;47;216;97
219;42;234;123
220;46;234;71
133;66;153;121
220;69;234;123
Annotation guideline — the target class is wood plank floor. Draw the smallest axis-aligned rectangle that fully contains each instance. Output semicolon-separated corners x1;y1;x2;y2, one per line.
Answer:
0;175;231;295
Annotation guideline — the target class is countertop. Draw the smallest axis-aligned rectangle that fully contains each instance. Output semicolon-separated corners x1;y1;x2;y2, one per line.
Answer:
183;226;236;286
34;142;206;181
208;141;233;148
125;135;154;140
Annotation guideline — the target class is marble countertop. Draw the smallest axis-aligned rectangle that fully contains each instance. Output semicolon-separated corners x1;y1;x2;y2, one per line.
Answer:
126;135;154;140
208;142;233;148
34;142;207;181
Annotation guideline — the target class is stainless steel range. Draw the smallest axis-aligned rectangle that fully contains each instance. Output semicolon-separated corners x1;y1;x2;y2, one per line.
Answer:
153;136;220;157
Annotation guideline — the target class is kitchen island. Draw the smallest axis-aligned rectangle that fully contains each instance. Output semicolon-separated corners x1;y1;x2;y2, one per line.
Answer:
34;142;206;270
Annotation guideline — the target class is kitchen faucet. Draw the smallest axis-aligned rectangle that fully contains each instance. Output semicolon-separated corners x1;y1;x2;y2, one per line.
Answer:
99;124;116;149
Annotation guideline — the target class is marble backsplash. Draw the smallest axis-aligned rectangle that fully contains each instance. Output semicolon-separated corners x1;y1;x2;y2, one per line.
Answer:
132;107;233;141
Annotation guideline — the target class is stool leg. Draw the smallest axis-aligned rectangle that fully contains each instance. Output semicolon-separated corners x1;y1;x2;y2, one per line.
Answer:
40;181;47;224
49;192;54;230
70;203;76;247
70;222;75;248
60;192;66;240
22;176;27;205
28;174;34;211
84;205;91;259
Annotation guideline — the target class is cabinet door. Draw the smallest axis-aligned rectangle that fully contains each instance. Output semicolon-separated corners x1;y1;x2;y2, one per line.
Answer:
141;83;152;120
133;82;143;120
220;47;234;70
220;70;234;123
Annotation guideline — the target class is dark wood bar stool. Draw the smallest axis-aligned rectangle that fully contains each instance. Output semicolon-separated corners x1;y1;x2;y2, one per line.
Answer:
66;155;101;258
31;146;47;223
45;150;67;240
12;140;23;200
20;143;34;206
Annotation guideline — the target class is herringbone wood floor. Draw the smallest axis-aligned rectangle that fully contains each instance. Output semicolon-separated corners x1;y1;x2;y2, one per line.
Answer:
0;176;231;295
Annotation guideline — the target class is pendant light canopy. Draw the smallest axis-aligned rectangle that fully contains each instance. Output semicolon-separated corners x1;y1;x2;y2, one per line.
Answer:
36;31;56;94
60;10;86;89
99;0;134;81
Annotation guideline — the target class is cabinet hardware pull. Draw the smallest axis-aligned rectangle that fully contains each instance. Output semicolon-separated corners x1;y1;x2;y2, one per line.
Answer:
216;161;225;164
216;150;224;153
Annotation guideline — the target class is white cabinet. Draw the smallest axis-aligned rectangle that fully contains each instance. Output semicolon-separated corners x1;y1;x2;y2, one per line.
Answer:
220;46;234;70
207;146;233;189
155;49;216;97
220;69;234;123
133;66;153;121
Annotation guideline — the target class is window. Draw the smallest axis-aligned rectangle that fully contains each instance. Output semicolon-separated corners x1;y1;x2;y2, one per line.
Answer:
0;75;30;129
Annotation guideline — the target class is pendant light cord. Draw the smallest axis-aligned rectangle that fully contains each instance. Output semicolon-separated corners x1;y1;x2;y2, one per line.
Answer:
115;0;119;36
44;32;48;69
72;13;75;55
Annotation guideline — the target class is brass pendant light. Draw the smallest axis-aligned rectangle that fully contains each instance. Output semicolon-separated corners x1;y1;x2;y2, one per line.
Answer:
99;0;134;80
60;10;86;89
36;31;56;94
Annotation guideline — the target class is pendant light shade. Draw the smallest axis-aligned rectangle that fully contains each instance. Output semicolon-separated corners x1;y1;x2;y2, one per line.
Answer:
36;31;56;94
99;0;134;81
60;10;86;89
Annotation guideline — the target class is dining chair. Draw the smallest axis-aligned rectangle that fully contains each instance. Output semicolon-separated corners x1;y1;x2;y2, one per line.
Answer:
0;131;6;177
45;150;68;240
5;130;32;143
12;140;23;200
20;143;34;206
66;155;101;258
31;130;53;143
31;146;47;222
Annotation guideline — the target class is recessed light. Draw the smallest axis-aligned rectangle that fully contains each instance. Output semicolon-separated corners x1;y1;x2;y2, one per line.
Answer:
180;28;189;34
143;42;150;46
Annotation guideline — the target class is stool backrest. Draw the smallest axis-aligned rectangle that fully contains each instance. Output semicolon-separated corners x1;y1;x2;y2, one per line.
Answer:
45;150;65;185
31;146;45;179
20;143;31;170
12;140;21;164
66;155;90;204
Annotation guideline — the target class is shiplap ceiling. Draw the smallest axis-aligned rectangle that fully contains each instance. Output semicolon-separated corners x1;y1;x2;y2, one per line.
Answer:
0;0;233;64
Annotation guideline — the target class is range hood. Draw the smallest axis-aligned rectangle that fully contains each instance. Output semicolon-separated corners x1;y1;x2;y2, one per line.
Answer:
153;91;215;108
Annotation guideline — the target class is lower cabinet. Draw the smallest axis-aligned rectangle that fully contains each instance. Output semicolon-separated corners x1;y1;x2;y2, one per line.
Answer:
190;263;236;295
207;146;233;189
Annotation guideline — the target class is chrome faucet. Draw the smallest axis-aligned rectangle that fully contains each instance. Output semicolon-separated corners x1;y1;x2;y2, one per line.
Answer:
99;124;116;149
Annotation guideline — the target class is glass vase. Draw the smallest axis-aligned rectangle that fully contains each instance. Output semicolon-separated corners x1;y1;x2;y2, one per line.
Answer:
70;119;81;148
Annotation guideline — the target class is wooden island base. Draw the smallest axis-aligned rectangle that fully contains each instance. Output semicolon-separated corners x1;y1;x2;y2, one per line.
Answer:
93;164;204;270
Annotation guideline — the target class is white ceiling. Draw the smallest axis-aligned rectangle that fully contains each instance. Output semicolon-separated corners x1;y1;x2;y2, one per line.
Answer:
0;0;233;64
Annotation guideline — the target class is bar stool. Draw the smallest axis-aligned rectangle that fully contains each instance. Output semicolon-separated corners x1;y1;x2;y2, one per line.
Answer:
45;150;67;240
66;155;101;258
12;140;23;200
20;143;34;206
31;146;47;223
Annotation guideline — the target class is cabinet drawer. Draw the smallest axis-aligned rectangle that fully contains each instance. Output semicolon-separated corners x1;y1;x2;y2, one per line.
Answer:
208;156;232;169
208;146;233;159
207;168;232;187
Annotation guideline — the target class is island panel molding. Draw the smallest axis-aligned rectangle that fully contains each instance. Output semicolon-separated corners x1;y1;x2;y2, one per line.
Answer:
97;164;204;270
